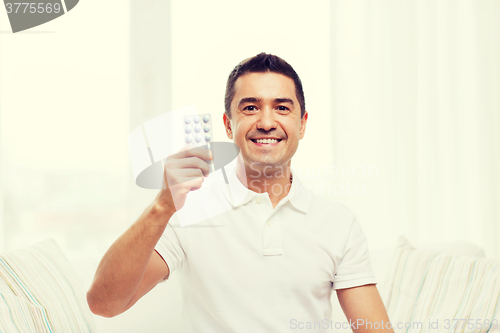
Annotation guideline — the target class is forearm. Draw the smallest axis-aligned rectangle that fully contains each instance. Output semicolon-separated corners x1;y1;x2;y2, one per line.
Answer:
87;194;175;316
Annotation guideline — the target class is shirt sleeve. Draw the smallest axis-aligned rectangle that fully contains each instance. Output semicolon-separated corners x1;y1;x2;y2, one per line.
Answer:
332;217;377;290
154;212;186;281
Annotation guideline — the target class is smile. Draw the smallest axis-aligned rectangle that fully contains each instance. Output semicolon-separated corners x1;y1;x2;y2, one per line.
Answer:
250;138;282;146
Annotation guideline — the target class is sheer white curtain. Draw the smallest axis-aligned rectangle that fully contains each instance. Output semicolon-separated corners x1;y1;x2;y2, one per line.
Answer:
0;1;130;261
330;0;500;257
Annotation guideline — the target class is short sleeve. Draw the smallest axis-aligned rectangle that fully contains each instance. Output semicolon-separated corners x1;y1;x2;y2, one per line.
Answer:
332;217;377;290
154;212;186;281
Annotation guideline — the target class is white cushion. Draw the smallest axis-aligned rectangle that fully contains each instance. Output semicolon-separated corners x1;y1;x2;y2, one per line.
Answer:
382;236;500;332
0;238;96;333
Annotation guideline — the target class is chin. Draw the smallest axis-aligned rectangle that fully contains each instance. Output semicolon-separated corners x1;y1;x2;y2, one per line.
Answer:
245;158;287;169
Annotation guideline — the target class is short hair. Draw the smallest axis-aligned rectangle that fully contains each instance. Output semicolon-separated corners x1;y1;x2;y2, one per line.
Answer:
224;52;306;119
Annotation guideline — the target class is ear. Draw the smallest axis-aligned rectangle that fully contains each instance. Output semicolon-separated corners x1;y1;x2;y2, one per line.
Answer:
299;111;308;140
223;113;233;140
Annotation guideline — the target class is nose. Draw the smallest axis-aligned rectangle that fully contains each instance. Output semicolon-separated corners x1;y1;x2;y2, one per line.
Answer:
256;108;277;132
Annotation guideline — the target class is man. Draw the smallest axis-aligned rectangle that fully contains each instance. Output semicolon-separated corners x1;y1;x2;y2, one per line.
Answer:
87;53;394;332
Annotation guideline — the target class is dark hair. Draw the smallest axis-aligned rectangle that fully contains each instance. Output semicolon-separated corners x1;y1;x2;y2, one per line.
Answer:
224;52;306;119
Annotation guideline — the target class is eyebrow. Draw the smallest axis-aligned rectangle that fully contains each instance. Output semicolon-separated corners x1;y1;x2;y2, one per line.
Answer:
274;98;294;105
238;97;262;107
237;97;294;108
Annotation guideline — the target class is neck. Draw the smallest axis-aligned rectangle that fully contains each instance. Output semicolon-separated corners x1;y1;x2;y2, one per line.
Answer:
235;155;293;207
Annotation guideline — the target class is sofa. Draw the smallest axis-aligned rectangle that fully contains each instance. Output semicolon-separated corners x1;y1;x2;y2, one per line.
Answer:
1;236;499;332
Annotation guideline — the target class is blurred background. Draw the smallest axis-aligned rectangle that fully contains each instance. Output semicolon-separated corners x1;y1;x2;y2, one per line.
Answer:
0;0;499;281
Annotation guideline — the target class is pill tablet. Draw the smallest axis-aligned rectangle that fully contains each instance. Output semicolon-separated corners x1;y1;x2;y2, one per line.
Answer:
183;113;213;148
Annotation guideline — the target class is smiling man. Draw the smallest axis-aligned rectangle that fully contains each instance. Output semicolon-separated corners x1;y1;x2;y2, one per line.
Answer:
224;69;306;209
87;53;394;332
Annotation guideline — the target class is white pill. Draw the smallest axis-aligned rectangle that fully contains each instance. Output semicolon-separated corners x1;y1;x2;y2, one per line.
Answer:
194;125;201;133
195;134;202;142
186;136;193;143
203;115;210;123
204;125;210;132
185;126;192;133
194;116;200;123
205;135;211;142
184;116;191;124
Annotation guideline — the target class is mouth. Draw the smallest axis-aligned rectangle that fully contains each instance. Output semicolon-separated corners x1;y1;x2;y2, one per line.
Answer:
250;138;283;146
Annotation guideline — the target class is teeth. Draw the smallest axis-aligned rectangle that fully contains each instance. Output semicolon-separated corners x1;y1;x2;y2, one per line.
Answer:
255;139;279;144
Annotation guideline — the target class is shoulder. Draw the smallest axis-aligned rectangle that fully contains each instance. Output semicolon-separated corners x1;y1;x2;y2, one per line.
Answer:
291;173;357;227
307;193;356;224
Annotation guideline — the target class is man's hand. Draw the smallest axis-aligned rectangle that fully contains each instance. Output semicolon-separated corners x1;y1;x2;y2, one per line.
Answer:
336;284;395;333
156;146;213;212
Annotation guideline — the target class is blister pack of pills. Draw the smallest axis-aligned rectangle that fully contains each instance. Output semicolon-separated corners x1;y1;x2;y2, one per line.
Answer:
183;113;214;173
183;114;212;147
129;105;218;189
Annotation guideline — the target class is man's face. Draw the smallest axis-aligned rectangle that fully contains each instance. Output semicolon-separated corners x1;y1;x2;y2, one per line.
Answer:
223;72;308;170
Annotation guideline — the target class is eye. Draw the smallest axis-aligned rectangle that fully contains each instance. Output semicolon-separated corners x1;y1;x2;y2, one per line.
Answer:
243;105;258;111
277;106;290;111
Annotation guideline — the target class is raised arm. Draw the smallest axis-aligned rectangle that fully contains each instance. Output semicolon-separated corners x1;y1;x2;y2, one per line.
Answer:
86;198;173;317
87;147;212;317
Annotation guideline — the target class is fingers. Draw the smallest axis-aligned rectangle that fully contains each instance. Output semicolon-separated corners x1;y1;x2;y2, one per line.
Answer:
179;157;210;177
184;176;204;191
171;146;212;162
165;157;210;177
161;146;212;211
166;168;204;185
167;174;204;209
166;148;211;178
164;154;209;188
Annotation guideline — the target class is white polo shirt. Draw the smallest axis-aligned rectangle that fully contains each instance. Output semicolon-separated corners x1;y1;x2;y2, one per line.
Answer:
154;161;376;333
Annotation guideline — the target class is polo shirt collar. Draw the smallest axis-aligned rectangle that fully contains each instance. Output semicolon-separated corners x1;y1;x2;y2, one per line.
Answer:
287;172;310;213
221;161;310;213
